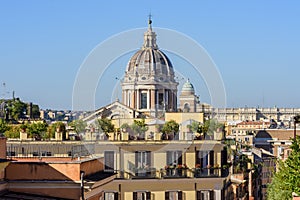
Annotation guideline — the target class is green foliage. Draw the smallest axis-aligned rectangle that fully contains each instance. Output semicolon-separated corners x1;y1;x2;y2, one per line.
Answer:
120;123;130;130
120;120;149;139
31;104;40;119
234;154;251;173
47;124;56;138
97;118;115;133
0;99;39;121
26;122;48;139
131;119;148;136
199;119;224;139
4;125;20;138
162;120;179;134
0;119;9;133
47;122;66;139
267;136;300;199
69;119;86;134
8;99;27;120
187;121;202;133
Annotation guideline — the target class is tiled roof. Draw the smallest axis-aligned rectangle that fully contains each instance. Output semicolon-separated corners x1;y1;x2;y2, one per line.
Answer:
256;129;300;140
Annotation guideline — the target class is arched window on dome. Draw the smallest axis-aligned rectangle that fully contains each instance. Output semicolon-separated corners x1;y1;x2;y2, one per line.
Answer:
183;103;190;112
140;92;147;109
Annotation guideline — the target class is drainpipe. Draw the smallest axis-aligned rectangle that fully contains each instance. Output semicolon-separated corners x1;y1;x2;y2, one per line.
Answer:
80;171;85;200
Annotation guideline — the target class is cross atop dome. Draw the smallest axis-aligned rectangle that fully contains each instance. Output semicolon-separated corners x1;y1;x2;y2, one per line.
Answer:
143;15;158;49
148;13;152;30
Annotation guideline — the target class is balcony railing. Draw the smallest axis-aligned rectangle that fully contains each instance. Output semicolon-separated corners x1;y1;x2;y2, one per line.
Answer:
113;167;229;180
133;168;157;179
193;167;229;178
162;168;188;178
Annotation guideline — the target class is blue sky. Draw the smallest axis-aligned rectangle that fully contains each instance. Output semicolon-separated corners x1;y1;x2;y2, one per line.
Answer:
0;1;300;110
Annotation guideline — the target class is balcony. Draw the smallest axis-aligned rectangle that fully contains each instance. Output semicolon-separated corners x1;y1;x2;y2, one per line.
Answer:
193;167;223;178
162;168;188;178
133;168;157;179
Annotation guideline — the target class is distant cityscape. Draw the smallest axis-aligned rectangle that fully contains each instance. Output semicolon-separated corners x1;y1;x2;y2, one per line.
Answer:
0;18;299;200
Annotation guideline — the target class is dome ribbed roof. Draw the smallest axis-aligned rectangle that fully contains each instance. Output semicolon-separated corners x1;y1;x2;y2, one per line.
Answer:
126;48;174;76
181;79;195;95
124;19;175;82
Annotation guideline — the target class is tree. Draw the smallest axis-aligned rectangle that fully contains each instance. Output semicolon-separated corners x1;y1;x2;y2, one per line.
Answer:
234;154;251;173
31;104;40;119
267;136;300;199
9;99;27;120
187;121;202;133
97;118;115;137
27;122;48;140
162;120;179;140
47;122;66;139
130;119;148;139
0;118;8;134
200;119;224;139
4;125;20;138
69;119;87;134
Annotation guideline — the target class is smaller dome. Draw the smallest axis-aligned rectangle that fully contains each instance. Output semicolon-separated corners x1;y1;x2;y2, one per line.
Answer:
181;79;195;95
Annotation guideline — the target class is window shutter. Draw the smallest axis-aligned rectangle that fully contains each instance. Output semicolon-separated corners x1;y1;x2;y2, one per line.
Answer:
146;192;151;200
178;191;183;200
114;192;118;200
196;151;200;165
167;151;172;165
209;151;214;166
146;151;151;166
135;151;139;168
165;191;169;200
201;151;205;168
196;191;202;200
104;151;114;171
209;191;214;200
178;151;182;165
221;149;227;165
133;192;137;200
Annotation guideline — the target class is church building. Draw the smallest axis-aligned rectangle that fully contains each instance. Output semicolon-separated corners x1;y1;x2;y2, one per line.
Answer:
121;18;179;117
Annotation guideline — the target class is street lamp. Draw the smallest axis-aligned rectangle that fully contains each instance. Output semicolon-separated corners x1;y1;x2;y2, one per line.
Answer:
293;115;300;140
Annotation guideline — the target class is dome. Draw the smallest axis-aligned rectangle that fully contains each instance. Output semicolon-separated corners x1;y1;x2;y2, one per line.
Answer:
124;19;176;83
126;48;174;79
121;18;179;114
181;79;195;95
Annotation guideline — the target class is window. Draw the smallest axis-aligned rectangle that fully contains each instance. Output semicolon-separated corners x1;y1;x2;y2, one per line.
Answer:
166;151;182;166
32;152;38;156
104;151;115;172
135;151;151;169
140;93;147;109
197;190;214;200
128;92;131;106
159;93;164;106
104;192;118;200
133;191;151;200
7;151;15;156
165;191;182;200
183;103;190;112
195;151;214;168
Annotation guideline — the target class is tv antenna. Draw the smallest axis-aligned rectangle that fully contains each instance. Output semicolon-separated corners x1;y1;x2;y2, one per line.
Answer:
1;82;9;99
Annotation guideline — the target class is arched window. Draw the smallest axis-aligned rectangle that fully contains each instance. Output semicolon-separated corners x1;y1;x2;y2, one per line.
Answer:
183;103;190;112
